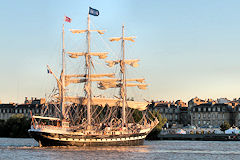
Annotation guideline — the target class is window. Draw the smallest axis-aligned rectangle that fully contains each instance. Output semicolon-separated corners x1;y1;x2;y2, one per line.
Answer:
203;108;206;112
217;107;220;112
208;107;211;112
169;109;172;113
213;108;216;112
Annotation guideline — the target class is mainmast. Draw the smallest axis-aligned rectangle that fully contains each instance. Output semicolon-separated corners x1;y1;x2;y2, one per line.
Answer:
86;13;92;127
66;8;106;128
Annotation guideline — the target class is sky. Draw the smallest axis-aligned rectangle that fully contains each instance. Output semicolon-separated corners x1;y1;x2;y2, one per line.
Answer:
1;0;240;103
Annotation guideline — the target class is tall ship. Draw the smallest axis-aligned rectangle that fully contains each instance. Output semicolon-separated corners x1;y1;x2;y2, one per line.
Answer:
28;7;159;147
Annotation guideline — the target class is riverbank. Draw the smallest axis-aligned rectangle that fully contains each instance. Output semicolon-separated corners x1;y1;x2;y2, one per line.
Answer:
157;134;240;141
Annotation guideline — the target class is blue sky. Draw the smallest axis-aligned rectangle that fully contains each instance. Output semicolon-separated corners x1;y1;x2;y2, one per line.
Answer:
1;0;240;103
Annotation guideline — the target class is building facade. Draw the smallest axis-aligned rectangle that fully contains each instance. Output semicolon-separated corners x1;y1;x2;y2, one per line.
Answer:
0;97;47;121
154;100;189;128
190;103;234;127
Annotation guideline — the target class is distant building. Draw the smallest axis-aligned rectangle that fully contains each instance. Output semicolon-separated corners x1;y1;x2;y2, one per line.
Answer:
234;105;240;126
0;97;48;121
188;97;216;108
190;103;234;127
217;98;230;104
24;97;46;105
154;97;240;128
154;100;189;128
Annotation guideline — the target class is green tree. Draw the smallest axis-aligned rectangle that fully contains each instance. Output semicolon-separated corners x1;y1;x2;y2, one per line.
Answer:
132;109;143;123
5;114;31;138
146;110;167;140
220;121;231;132
0;119;7;137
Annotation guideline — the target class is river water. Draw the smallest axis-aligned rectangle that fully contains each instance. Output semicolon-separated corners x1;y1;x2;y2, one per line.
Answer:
1;138;240;160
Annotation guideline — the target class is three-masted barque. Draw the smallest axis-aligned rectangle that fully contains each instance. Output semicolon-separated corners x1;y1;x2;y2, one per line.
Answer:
28;7;158;147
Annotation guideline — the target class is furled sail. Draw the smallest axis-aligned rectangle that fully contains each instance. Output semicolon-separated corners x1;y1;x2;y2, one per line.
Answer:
70;29;105;35
64;97;148;110
106;59;139;68
98;81;148;90
109;37;136;42
70;29;87;34
64;76;117;87
67;52;108;59
65;73;115;79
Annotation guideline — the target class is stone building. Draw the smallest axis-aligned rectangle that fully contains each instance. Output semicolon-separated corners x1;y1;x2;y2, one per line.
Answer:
0;97;48;121
154;100;189;128
179;106;190;126
233;105;240;127
190;103;234;127
188;97;216;108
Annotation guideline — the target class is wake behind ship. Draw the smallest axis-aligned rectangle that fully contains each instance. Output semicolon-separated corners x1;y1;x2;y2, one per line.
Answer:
28;7;158;147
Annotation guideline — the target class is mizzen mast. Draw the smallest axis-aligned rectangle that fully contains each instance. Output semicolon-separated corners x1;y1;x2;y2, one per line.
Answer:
109;25;139;126
121;25;127;126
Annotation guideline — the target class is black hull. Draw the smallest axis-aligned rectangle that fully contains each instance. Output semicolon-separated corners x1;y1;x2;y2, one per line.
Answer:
29;131;146;147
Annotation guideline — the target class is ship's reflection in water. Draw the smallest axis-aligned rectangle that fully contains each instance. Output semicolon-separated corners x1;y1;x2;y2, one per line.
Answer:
35;145;150;152
2;138;240;160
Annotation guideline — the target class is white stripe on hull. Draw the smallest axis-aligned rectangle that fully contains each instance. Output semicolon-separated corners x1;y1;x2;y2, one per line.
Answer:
42;134;147;142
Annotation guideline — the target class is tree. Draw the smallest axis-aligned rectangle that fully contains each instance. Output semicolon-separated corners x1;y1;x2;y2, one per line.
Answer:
132;109;143;123
0;119;7;137
146;110;167;140
220;121;231;132
5;114;31;138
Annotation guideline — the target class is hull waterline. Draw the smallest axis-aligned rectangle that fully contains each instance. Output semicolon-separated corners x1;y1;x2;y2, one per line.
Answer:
28;130;147;147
